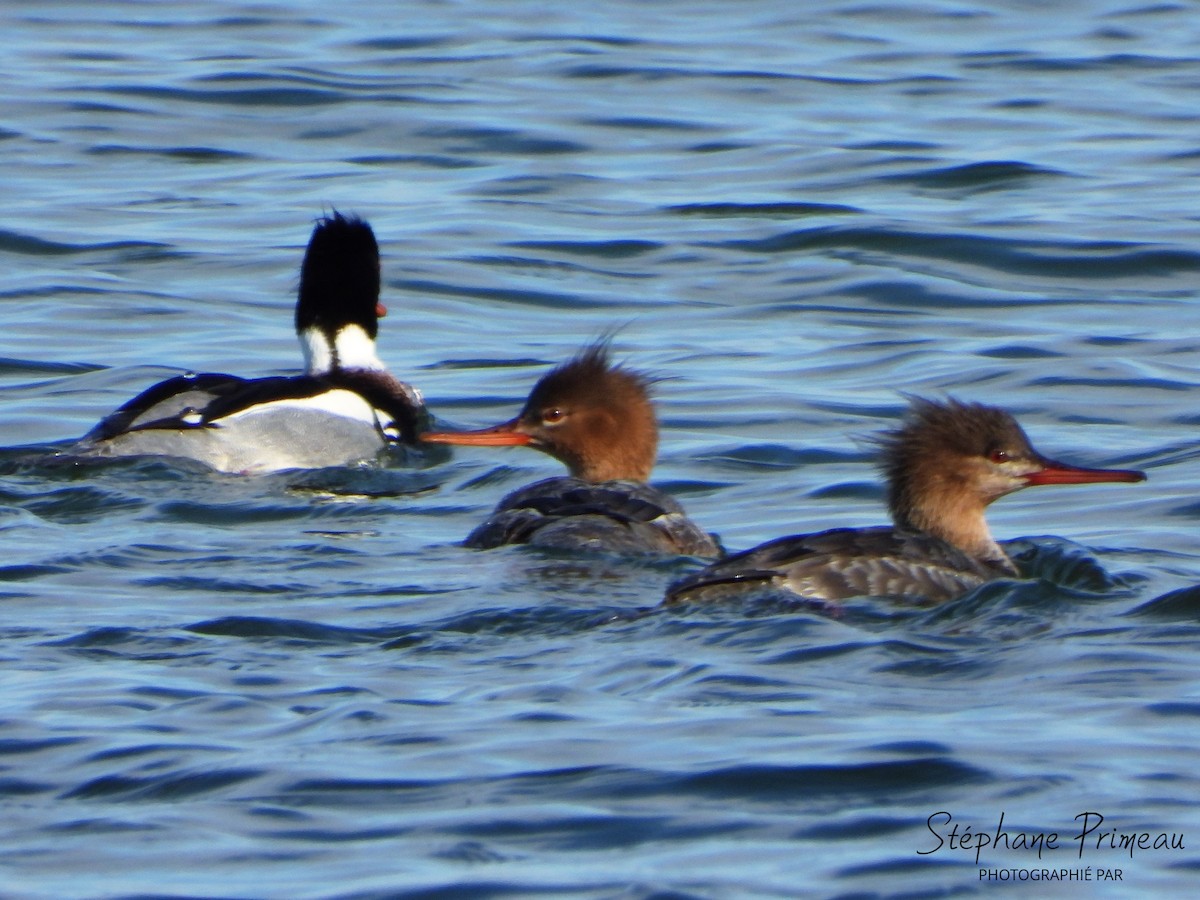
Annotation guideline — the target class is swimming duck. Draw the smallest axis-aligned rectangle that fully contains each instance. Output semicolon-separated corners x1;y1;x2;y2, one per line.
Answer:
67;212;426;474
422;342;720;557
666;397;1144;604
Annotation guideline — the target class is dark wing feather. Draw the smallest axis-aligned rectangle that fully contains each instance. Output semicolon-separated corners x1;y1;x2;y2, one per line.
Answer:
467;476;720;557
85;370;427;445
83;372;247;440
180;375;332;425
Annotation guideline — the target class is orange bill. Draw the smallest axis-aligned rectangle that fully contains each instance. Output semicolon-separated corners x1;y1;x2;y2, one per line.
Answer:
421;418;531;446
1024;460;1146;486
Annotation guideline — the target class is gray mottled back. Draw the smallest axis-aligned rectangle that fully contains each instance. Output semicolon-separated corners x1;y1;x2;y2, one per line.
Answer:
667;526;1011;604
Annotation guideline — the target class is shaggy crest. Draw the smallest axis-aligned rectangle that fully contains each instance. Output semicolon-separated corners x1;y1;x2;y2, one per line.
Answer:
523;341;656;420
876;397;1033;485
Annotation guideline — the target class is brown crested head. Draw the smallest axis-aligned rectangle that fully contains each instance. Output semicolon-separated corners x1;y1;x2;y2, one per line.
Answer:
422;341;660;483
877;398;1035;530
873;396;1144;557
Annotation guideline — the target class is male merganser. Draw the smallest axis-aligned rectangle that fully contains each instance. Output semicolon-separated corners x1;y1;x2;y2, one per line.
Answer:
66;212;427;474
666;397;1145;604
421;342;721;557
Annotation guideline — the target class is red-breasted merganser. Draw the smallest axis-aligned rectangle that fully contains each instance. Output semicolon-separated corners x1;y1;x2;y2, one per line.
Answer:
66;212;427;474
421;342;721;557
666;397;1145;604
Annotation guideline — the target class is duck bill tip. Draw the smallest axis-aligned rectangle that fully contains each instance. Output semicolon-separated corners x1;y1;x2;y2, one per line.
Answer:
1024;461;1147;487
375;302;388;318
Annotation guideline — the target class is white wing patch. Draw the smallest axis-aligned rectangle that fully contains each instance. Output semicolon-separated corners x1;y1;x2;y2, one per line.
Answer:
222;389;378;426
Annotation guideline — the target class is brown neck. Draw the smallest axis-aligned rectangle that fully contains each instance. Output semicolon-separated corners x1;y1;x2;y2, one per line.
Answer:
892;475;1010;566
568;445;654;484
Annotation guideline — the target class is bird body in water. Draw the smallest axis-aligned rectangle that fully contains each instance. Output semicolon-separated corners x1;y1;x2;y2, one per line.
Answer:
65;212;426;474
666;398;1145;604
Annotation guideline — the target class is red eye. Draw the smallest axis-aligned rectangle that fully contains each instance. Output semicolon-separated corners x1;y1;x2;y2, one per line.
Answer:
542;408;566;425
988;449;1010;464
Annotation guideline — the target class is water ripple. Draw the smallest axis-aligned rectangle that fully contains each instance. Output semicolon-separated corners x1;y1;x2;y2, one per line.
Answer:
0;229;170;257
716;225;1200;280
2;1;1196;896
62;767;263;801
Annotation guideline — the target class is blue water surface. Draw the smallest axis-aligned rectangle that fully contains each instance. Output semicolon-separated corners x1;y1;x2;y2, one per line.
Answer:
1;1;1198;897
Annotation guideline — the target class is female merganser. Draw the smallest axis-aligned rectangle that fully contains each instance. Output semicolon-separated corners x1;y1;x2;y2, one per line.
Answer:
66;212;427;474
666;397;1145;604
421;342;721;557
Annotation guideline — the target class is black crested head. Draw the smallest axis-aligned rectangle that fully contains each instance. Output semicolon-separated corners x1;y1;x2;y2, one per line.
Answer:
296;211;382;339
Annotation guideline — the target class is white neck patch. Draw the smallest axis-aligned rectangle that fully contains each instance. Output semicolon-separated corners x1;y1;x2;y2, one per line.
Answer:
300;324;384;374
